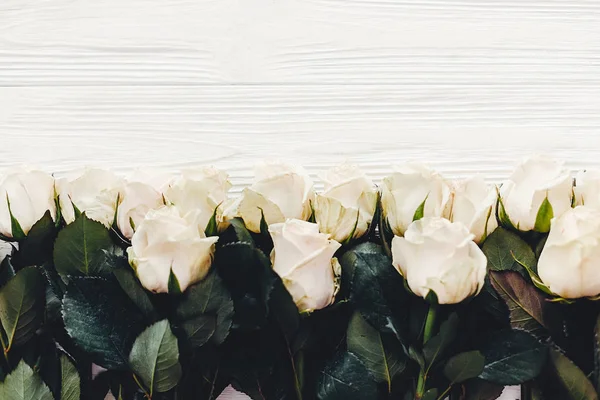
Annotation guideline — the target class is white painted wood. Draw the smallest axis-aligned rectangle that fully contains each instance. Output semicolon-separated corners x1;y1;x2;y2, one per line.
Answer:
2;1;598;398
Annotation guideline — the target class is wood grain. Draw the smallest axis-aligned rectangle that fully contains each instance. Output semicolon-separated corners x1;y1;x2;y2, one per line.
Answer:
4;1;584;397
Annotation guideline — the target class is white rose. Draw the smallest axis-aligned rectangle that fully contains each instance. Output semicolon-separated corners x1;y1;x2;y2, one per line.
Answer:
391;217;487;304
449;176;498;243
127;205;218;293
58;168;123;228
269;219;341;312
164;167;231;232
0;168;56;238
499;155;573;232
574;169;600;208
117;181;165;240
314;164;377;243
382;163;451;236
223;161;314;233
538;206;600;299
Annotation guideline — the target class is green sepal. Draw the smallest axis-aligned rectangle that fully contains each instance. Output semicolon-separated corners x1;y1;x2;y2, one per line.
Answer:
204;202;222;237
533;196;553;233
168;268;182;295
496;186;517;231
412;194;428;222
6;194;26;241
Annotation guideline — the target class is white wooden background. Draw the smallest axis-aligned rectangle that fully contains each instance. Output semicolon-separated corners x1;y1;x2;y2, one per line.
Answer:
4;0;600;398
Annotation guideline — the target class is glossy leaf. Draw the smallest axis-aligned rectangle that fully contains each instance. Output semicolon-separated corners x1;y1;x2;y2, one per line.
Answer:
62;276;145;369
479;329;547;385
317;351;377;400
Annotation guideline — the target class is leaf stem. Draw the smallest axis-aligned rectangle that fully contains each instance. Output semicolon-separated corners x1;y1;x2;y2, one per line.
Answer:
415;303;438;399
133;373;151;399
436;385;452;400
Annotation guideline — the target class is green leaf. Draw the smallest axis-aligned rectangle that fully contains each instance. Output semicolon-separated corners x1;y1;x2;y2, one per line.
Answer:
129;320;182;395
62;276;145;369
479;329;547;385
113;269;156;320
0;266;45;350
317;351;378;400
423;313;458;367
0;360;53;400
167;268;182;295
346;312;405;392
534;197;554;233
412;195;428;222
53;214;113;276
443;351;486;384
550;349;599;400
482;228;537;273
490;271;549;336
341;242;407;336
60;354;81;400
176;268;234;346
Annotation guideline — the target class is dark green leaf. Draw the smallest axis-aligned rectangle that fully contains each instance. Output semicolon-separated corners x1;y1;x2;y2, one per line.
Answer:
421;388;438;400
479;329;547;385
0;266;45;349
317;352;377;400
60;354;80;400
0;254;16;288
550;349;598;400
129;320;182;395
113;269;156;320
346;312;405;392
482;228;536;273
409;346;425;370
462;379;504;400
444;351;485;384
534;197;554;233
0;360;53;400
490;271;549;336
176;268;234;346
497;192;517;231
423;313;458;366
53;214;113;276
16;211;57;267
62;276;145;369
341;242;407;335
224;218;254;246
